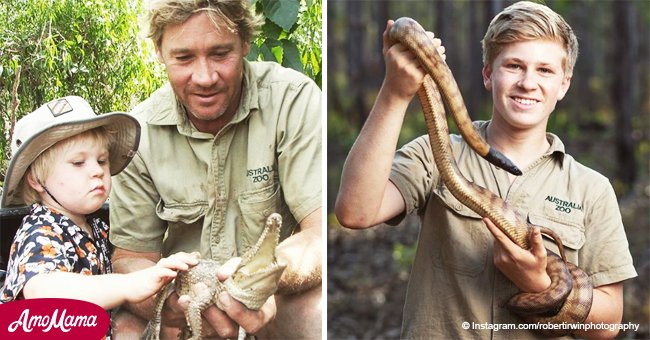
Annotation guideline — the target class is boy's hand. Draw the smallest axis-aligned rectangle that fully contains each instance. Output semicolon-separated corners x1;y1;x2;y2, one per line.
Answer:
483;218;552;293
381;20;446;102
124;251;199;305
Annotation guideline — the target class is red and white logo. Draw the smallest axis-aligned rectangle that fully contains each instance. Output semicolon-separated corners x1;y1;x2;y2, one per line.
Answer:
0;298;110;339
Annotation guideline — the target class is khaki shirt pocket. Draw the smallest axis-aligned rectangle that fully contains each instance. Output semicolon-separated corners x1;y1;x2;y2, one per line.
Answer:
155;200;206;224
528;213;586;265
238;183;296;247
430;185;489;277
156;200;207;255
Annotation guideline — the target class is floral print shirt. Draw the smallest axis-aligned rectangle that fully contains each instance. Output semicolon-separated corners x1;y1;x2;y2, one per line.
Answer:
0;204;112;302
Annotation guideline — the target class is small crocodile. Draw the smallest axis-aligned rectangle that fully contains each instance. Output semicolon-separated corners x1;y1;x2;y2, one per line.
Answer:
143;213;286;340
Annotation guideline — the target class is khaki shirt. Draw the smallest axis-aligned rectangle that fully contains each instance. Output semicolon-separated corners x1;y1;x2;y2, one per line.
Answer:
109;60;321;262
389;121;637;339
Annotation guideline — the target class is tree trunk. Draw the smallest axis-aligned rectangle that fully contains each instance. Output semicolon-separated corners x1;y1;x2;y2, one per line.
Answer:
468;2;484;119
327;3;343;116
347;1;367;128
611;0;638;187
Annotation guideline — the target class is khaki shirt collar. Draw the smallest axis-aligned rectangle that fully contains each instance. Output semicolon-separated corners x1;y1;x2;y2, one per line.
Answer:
545;131;567;168
145;59;259;136
479;120;567;169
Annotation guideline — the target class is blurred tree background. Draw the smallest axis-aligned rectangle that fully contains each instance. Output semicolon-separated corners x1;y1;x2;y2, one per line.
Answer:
0;0;321;185
327;0;649;338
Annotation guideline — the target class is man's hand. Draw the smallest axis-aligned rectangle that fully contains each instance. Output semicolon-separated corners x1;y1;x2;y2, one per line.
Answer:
160;291;193;328
483;218;551;293
381;20;446;103
175;257;277;338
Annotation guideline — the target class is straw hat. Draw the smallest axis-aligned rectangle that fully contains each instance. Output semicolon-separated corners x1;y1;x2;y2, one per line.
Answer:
1;96;140;207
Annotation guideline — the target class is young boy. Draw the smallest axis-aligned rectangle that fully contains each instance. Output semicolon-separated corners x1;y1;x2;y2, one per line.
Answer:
336;1;636;338
0;96;198;311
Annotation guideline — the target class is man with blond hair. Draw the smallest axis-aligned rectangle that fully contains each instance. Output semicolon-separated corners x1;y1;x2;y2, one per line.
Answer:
109;0;322;338
336;1;635;338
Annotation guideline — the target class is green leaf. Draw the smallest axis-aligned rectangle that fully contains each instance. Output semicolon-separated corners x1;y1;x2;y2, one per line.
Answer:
259;40;279;62
262;0;300;31
246;43;260;61
281;40;302;73
271;45;283;64
309;50;320;75
262;20;283;40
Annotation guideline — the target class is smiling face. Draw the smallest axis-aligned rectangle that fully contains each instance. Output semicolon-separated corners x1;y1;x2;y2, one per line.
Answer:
156;11;250;134
29;135;111;226
483;40;571;131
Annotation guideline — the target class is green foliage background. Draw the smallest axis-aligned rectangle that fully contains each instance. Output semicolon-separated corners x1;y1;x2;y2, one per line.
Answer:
250;0;322;87
0;0;166;183
0;0;322;184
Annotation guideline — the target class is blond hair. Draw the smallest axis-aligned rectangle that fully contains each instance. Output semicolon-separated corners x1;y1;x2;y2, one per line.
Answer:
146;0;264;48
20;128;113;205
482;1;579;76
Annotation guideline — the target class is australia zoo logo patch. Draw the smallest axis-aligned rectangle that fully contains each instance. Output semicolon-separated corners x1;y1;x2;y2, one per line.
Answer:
247;166;274;183
545;195;583;213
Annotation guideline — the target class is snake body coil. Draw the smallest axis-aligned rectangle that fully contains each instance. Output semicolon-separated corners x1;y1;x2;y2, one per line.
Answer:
388;17;592;335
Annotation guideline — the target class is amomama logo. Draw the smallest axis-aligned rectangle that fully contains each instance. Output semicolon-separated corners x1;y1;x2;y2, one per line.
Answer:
0;298;110;339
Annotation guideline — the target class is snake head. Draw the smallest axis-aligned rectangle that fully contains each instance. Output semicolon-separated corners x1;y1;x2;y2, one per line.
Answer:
388;17;422;43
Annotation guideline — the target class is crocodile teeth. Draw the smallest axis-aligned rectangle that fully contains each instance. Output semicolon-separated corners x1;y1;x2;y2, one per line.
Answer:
221;213;287;310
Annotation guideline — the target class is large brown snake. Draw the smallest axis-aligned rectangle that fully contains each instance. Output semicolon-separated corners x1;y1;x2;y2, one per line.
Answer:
389;17;592;335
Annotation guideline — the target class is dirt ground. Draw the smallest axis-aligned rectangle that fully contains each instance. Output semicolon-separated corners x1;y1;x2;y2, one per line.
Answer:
327;217;418;339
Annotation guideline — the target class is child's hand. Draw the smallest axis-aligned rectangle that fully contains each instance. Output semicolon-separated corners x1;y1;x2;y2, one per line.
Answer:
124;251;200;303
